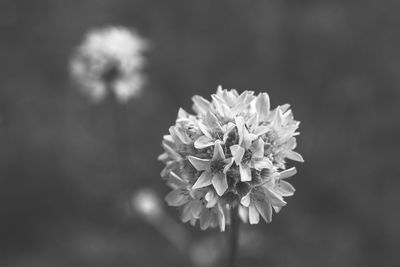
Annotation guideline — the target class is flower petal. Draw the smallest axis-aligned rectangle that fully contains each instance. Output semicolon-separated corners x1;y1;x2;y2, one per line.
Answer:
165;189;189;207
168;172;187;188
238;205;249;223
161;161;178;178
192;95;212;114
188;156;211;171
249;203;260;224
177;108;189;119
240;193;251;207
162;134;173;144
273;206;282;213
212;173;228;196
205;111;222;131
250;138;264;159
280;103;291;113
192;171;213;189
279;167;297;179
194;135;214;149
234;117;253;148
162;143;181;160
255;200;272;223
232;91;255;115
212;141;225;161
216;86;238;107
205;191;218;208
220;102;234;118
205;191;214;202
252;157;273;170
197;122;213;138
173;126;191;144
239;163;252;182
286;136;298;149
246;114;259;131
222;122;236;142
230;144;245;165
256;92;270;121
191;201;203;219
264;188;287;207
199;210;211;230
223;157;234;174
181;202;193;222
208;212;219;228
157;152;168;162
275;180;295;197
254;125;270;136
285;151;304;162
211;94;226;117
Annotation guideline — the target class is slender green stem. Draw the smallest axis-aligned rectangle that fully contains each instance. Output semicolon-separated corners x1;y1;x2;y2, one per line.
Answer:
228;206;240;267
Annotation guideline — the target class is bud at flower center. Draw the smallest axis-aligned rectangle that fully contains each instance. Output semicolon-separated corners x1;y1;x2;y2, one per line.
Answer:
210;159;225;173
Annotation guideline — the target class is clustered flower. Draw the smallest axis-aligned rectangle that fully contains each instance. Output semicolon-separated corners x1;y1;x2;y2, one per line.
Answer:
70;26;148;103
159;86;304;231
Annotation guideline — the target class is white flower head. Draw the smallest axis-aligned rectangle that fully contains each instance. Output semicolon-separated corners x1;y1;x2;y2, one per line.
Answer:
159;86;304;231
70;26;148;103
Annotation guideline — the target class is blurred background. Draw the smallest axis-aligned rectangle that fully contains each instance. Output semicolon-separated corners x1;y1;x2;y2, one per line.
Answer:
1;0;400;266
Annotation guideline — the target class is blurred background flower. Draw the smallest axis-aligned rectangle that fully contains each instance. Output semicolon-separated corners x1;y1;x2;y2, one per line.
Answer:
70;26;148;103
0;1;400;266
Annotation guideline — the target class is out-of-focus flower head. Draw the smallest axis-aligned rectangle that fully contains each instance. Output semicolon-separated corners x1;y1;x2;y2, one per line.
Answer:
132;189;163;221
159;86;304;231
70;26;148;103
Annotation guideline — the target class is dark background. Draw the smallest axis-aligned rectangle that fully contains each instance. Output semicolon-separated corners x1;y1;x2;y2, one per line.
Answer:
1;0;399;266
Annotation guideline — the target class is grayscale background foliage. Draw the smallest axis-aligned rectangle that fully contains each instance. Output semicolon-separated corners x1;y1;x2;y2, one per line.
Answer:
0;0;399;266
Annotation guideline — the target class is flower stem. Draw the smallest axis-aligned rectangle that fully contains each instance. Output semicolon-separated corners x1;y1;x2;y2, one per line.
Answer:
228;206;240;267
108;86;129;189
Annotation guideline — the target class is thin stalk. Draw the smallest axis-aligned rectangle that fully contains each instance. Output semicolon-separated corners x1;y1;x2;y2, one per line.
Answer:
107;85;129;190
228;206;240;267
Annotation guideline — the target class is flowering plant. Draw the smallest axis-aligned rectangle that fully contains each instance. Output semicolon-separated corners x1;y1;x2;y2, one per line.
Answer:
70;26;147;102
159;86;303;231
